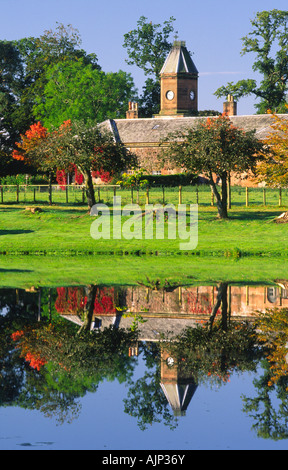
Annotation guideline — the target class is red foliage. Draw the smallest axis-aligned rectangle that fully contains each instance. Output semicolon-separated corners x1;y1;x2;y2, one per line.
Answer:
92;169;112;183
55;287;116;315
11;330;25;341
56;164;84;190
24;352;47;371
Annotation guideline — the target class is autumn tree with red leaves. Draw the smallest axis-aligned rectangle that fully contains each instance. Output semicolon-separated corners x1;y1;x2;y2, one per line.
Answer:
13;119;137;210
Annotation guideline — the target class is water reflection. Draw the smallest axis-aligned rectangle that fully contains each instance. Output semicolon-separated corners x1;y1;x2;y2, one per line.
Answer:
2;281;288;439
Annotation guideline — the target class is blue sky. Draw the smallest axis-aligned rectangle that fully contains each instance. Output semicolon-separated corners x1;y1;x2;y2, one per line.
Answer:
1;0;288;115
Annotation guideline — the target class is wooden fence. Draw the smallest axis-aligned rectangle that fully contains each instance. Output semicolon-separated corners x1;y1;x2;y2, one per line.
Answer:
0;184;287;208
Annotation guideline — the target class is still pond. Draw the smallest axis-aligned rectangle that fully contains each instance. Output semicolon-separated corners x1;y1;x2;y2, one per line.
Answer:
1;282;288;450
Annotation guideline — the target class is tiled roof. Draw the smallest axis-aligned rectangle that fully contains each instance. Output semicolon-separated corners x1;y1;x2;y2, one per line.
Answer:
102;114;284;145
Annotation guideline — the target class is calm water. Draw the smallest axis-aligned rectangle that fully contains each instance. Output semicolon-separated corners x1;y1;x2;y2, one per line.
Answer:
1;283;288;451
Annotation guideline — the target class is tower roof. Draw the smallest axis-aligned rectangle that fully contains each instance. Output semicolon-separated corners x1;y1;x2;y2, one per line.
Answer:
160;40;198;75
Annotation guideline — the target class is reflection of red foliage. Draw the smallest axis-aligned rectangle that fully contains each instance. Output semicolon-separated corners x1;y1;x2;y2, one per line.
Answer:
55;287;87;313
55;287;116;315
187;292;216;315
94;288;116;314
11;330;24;341
11;330;47;371
25;352;47;371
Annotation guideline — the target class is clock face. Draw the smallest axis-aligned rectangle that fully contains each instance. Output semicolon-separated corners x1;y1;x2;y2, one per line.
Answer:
166;357;175;367
166;90;174;101
190;90;195;101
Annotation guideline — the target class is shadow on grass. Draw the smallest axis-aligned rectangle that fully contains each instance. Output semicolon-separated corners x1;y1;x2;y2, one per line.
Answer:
229;211;281;221
0;268;33;273
0;230;34;236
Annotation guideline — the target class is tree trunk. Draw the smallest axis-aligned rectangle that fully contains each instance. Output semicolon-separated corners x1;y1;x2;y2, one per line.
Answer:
207;283;228;332
83;170;96;211
77;285;97;335
209;171;228;219
48;172;52;206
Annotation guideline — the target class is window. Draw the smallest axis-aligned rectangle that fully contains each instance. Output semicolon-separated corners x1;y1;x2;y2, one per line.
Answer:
152;170;162;175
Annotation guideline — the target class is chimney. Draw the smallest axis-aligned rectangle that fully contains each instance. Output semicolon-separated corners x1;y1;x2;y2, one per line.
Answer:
126;101;139;119
223;94;237;116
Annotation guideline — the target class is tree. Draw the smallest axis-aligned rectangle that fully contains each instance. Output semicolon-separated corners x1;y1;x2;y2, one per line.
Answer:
0;23;101;152
13;120;137;210
123;16;176;116
16;22;100;113
33;60;137;128
257;111;288;186
214;10;288;114
162;115;265;219
0;40;29;147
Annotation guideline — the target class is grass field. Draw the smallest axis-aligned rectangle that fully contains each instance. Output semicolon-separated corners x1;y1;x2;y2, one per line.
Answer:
0;203;287;257
1;185;288;288
0;254;287;289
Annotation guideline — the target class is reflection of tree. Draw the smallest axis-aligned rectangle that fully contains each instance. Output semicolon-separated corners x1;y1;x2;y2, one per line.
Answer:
242;307;288;440
6;284;288;436
242;359;288;441
6;289;137;424
172;283;261;388
123;369;178;431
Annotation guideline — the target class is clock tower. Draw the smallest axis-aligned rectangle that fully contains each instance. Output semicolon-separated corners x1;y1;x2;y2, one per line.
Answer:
157;40;198;117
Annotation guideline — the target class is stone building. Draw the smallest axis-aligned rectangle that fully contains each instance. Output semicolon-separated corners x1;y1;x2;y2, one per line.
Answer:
101;39;286;186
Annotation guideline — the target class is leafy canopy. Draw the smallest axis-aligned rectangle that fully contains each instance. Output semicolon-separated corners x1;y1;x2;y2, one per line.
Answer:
162;114;264;177
33;60;137;129
214;10;288;113
257;110;288;186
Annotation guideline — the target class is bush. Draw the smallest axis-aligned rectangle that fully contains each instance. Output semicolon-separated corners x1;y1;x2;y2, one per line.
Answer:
140;173;197;187
0;174;27;185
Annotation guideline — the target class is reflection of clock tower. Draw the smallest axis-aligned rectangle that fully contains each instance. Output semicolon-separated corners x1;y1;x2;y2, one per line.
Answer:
157;40;198;117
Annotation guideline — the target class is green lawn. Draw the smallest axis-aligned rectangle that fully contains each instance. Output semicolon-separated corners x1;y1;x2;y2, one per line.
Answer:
0;254;287;289
0;203;287;257
1;192;288;288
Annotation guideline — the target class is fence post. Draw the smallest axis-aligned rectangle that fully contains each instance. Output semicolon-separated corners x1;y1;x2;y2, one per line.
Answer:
196;186;199;204
131;187;134;203
263;188;266;206
162;186;165;205
49;183;52;205
1;187;3;204
178;185;182;205
82;187;85;203
146;187;149;205
16;185;19;203
246;187;249;207
34;188;36;203
211;188;214;206
279;187;282;206
137;188;139;204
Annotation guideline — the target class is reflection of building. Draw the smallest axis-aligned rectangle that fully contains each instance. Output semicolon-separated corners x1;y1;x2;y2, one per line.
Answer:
160;348;197;417
56;283;288;418
56;284;288;335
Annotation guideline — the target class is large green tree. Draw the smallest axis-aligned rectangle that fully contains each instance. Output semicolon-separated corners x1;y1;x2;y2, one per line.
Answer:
123;16;176;117
0;23;100;154
162;115;265;219
214;10;288;114
33;60;137;128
